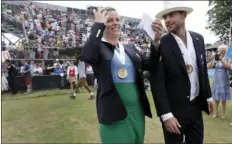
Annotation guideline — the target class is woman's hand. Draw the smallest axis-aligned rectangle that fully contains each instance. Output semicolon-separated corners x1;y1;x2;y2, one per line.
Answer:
93;7;109;25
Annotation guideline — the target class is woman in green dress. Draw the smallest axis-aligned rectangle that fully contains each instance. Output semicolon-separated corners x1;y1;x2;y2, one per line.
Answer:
80;7;163;143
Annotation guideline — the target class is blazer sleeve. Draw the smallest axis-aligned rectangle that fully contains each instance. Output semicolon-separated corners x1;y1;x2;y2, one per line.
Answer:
80;23;106;65
150;44;172;117
200;35;212;99
135;44;160;71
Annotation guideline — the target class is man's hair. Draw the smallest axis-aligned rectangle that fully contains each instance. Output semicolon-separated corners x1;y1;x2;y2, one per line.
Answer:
101;7;116;13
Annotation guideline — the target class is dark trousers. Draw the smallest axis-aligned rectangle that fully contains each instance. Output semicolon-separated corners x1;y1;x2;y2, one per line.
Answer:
162;100;204;144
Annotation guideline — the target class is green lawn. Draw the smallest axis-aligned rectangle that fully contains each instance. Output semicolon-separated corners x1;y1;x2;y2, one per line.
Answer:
2;88;232;143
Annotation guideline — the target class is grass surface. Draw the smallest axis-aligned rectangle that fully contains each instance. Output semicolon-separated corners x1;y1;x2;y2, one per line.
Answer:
2;87;232;143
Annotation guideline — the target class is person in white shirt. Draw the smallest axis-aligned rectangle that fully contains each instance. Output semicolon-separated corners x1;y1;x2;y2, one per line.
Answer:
51;22;57;31
70;56;94;100
66;61;78;90
20;65;25;76
30;60;36;76
34;18;42;31
34;63;43;75
150;3;214;144
86;65;93;74
29;19;34;31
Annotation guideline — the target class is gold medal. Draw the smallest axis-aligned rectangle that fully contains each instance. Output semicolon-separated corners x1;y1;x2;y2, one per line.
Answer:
118;67;128;79
186;65;193;74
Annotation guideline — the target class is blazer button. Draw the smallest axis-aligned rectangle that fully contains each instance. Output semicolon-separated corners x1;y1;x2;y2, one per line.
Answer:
187;96;190;98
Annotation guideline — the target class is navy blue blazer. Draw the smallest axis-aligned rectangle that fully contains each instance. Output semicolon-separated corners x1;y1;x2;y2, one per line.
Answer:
81;23;159;124
150;32;211;124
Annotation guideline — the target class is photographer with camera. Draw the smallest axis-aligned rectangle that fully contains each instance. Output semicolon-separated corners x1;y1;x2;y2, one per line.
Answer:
207;44;231;119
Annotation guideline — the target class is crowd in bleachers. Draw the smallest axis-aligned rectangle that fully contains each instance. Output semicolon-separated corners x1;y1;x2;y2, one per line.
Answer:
2;2;152;60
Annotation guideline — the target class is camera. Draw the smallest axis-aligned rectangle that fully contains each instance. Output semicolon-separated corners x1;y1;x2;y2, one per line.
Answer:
215;54;220;61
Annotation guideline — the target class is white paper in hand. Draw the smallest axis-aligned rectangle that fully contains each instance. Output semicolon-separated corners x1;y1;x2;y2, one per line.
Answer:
137;13;155;41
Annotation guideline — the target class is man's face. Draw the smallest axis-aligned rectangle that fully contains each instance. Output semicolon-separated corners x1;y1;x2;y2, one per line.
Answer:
163;11;186;33
105;10;121;38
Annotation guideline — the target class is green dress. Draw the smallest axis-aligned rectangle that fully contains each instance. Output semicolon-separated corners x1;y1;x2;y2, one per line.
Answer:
99;49;145;143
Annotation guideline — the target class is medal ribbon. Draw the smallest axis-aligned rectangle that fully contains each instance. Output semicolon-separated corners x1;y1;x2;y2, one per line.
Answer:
114;42;126;65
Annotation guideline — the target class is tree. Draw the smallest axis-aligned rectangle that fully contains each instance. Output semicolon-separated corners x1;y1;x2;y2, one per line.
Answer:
206;0;232;42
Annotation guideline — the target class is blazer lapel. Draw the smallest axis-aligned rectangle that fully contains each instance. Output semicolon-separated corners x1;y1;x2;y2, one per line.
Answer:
189;32;202;71
124;45;142;71
168;33;187;74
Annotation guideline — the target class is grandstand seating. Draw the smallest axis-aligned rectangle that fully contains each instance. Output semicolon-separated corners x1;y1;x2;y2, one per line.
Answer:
1;1;151;61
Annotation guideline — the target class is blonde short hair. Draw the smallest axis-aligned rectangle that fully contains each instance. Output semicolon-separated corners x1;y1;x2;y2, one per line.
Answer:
218;44;228;53
101;7;117;13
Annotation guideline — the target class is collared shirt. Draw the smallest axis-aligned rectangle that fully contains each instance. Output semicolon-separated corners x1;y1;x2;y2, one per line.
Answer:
171;31;200;101
161;31;200;122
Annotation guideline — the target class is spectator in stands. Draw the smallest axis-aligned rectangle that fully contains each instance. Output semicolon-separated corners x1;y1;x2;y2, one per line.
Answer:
66;61;78;90
54;59;60;66
28;2;36;18
37;44;43;59
30;60;36;76
2;62;9;78
22;60;32;94
70;56;94;100
20;62;25;76
3;2;151;60
24;19;30;31
34;16;42;32
41;61;46;74
34;63;43;75
7;43;17;59
208;44;231;118
29;49;36;59
2;62;9;92
63;34;69;48
86;65;93;74
17;41;24;58
53;48;59;59
53;62;63;75
42;41;49;60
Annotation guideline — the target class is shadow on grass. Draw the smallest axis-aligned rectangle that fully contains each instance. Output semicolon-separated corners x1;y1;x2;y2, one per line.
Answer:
1;89;72;101
2;87;97;101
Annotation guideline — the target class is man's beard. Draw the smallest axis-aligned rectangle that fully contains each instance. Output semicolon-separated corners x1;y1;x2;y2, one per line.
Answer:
169;24;182;35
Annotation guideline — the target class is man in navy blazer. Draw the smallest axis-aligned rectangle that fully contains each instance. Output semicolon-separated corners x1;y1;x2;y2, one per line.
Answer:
150;2;214;144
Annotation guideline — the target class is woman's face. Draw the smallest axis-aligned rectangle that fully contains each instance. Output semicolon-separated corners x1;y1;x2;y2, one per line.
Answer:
219;48;226;55
104;10;121;39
